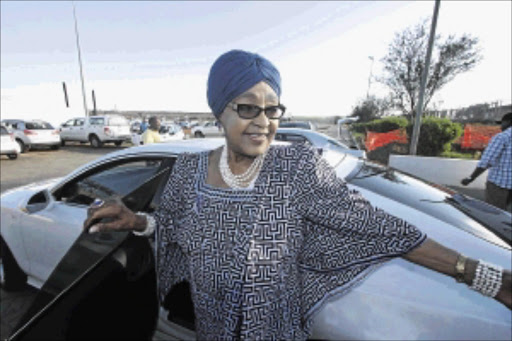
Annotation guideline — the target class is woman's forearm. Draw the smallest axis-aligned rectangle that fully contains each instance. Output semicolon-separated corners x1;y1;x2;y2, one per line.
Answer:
402;238;476;284
402;237;511;309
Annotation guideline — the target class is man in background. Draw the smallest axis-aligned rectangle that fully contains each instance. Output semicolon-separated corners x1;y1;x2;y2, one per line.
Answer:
461;112;512;211
141;116;161;145
139;118;148;134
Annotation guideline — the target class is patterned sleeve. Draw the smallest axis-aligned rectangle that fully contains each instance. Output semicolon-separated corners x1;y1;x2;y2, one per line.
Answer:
291;144;426;260
478;134;504;169
152;153;192;302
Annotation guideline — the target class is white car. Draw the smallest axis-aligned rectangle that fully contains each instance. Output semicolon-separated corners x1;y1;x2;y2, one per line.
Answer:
1;119;61;153
59;115;131;148
0;125;21;160
1;139;510;340
191;121;224;138
159;123;185;142
275;127;367;158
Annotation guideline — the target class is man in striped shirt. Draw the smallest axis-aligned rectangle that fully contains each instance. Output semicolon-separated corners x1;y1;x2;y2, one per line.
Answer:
462;112;512;211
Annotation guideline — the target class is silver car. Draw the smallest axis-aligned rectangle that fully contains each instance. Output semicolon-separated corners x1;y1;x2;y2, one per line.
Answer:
1;119;61;153
1;139;510;340
275;127;367;158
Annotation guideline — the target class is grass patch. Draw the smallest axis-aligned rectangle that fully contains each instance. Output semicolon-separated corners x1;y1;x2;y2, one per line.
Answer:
440;151;475;159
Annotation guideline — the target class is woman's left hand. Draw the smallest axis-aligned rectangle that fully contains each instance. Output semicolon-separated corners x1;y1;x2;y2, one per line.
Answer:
495;270;512;309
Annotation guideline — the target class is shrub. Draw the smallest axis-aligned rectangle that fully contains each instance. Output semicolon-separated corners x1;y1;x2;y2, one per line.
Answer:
406;117;463;156
351;116;409;134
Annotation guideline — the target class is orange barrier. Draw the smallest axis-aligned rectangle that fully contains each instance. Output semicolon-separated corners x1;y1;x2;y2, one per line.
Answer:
365;129;408;151
461;125;500;150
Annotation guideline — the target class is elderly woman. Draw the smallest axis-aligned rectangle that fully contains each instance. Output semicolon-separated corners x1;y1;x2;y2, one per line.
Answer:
84;50;511;340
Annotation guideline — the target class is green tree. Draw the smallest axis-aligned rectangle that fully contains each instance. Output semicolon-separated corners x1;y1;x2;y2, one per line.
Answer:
350;95;391;123
380;18;482;119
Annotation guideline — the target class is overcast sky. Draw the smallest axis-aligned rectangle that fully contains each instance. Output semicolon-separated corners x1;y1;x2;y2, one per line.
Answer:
1;1;511;126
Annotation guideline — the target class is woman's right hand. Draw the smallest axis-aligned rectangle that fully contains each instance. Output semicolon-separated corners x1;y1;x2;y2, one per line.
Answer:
83;198;147;233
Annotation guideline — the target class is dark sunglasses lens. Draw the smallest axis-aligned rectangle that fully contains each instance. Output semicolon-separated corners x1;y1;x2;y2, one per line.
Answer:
237;104;260;119
265;107;283;119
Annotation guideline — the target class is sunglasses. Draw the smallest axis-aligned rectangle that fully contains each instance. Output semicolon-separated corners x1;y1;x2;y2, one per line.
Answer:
229;103;286;120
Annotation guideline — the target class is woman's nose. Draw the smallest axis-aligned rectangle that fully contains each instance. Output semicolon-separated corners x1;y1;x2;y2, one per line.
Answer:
252;110;270;127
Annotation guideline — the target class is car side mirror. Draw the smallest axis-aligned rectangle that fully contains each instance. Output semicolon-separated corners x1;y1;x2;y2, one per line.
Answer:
20;189;51;214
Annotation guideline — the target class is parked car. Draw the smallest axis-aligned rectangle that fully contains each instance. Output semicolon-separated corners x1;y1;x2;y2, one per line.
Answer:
275;128;366;158
1;139;511;340
0;125;21;160
129;120;142;133
59;115;131;148
1;119;61;153
279;120;316;130
191;120;224;138
159;123;185;142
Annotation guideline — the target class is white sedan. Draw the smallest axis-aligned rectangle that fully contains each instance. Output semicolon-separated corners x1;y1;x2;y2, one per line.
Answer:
1;139;510;340
0;125;21;160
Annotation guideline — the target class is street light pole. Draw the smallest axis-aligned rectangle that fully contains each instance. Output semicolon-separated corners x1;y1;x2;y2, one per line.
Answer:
366;56;374;99
410;0;440;155
72;1;88;117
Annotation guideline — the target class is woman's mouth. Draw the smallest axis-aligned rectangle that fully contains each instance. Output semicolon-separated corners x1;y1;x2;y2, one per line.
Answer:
245;133;268;143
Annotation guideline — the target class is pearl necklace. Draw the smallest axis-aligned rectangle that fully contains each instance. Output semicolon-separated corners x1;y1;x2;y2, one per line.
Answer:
219;145;265;189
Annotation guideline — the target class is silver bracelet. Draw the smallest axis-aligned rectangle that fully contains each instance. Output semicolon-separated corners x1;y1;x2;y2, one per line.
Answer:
132;212;156;237
470;260;503;298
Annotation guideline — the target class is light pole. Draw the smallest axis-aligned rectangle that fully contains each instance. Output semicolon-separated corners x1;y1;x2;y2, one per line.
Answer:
410;0;440;155
72;1;88;117
366;56;374;99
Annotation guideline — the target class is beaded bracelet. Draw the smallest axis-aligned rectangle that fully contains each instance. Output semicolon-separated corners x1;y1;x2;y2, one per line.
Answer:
132;212;156;237
470;260;503;298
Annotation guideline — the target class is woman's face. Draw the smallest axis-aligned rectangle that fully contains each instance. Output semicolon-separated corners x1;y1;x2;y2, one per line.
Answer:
219;81;279;157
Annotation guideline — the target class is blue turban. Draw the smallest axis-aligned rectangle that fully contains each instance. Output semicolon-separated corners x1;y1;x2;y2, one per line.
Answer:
207;50;281;118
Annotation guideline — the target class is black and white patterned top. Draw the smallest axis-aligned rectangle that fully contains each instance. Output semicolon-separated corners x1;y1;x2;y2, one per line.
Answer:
153;143;426;340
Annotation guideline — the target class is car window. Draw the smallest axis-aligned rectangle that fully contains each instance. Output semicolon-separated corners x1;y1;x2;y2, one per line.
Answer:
89;117;105;126
26;121;54;129
108;116;129;126
281;133;310;144
75;118;85;126
63;119;74;127
1;126;9;135
56;159;165;206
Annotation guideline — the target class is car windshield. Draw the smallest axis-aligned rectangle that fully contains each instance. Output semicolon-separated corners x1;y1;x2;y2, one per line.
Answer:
347;161;510;249
26;121;54;129
108;116;129;126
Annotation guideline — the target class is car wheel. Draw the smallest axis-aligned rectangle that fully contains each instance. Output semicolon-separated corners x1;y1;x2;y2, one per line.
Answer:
61;140;66;146
0;237;27;291
16;139;27;153
51;145;60;150
89;135;103;148
114;141;123;147
7;154;18;160
194;131;204;138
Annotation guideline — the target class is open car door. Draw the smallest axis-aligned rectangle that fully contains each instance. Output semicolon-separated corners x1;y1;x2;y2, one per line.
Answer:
9;158;174;341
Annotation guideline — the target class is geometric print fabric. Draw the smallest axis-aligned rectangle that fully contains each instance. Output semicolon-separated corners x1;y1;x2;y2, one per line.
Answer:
153;143;426;340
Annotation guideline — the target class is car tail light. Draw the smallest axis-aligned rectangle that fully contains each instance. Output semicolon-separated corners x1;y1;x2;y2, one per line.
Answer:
23;129;37;135
52;130;60;135
104;127;111;135
9;133;14;141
